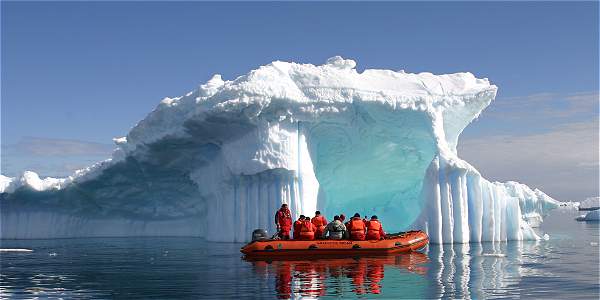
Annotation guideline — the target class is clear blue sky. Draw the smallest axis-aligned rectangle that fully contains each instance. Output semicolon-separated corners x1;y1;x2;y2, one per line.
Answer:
1;2;598;200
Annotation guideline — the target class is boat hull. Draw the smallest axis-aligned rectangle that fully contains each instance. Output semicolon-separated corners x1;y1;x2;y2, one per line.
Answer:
241;230;429;257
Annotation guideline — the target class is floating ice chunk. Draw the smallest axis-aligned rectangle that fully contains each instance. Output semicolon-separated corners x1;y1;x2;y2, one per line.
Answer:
0;248;33;252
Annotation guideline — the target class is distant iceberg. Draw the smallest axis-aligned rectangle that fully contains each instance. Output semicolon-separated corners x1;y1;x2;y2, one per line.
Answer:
0;56;559;243
576;210;600;222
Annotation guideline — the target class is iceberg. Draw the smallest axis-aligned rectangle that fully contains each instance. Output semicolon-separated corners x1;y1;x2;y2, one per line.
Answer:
576;210;600;222
0;56;559;243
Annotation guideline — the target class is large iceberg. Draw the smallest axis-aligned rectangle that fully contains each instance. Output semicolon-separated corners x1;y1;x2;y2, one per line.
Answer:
0;56;559;243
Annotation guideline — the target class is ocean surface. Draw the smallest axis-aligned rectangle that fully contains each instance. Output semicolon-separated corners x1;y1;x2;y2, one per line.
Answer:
1;207;598;299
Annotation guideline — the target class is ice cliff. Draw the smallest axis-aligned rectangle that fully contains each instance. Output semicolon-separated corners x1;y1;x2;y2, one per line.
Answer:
0;56;559;243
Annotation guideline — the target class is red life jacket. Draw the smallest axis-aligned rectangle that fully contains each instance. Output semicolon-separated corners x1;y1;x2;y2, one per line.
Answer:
366;220;383;240
293;220;303;239
276;208;292;230
299;220;315;240
349;218;366;240
311;215;327;236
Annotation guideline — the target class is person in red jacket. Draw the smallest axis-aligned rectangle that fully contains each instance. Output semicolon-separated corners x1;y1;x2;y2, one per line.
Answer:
298;217;316;240
293;215;305;240
366;215;386;240
275;204;293;240
311;211;328;239
347;213;366;241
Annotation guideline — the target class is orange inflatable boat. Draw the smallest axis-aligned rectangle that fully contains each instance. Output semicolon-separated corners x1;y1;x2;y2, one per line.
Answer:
241;230;429;257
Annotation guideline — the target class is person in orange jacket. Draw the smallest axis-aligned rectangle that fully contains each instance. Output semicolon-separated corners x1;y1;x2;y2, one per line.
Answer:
298;217;316;240
366;215;386;240
275;204;293;240
311;211;328;239
347;213;366;241
293;215;305;240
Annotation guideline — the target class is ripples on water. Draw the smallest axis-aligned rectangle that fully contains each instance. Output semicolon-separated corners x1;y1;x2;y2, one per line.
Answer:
1;208;598;299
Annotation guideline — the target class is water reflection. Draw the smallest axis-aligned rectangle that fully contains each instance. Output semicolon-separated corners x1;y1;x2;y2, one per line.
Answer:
2;217;597;300
246;239;571;299
245;210;599;298
246;253;429;298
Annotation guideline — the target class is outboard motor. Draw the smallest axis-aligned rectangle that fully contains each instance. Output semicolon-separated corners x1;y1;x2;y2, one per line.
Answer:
252;229;269;242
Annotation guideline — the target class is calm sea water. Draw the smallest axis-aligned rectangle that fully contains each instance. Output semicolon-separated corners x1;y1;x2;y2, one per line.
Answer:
1;208;598;299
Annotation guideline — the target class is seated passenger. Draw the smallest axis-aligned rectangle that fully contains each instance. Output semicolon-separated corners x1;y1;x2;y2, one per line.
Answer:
366;215;386;240
323;215;346;240
298;217;316;240
347;213;366;241
293;215;305;240
311;211;328;239
342;214;352;239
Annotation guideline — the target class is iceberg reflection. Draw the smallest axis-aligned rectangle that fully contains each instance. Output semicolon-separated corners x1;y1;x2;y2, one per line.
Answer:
246;240;553;298
425;240;552;299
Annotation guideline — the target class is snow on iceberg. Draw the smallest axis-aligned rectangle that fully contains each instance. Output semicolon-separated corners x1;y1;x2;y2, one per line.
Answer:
0;56;559;242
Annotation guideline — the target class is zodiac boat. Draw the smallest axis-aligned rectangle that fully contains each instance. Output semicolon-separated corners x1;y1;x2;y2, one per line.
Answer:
241;230;429;257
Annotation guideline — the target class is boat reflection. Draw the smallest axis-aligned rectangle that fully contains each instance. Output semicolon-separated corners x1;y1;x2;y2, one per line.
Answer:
245;253;429;298
245;239;567;299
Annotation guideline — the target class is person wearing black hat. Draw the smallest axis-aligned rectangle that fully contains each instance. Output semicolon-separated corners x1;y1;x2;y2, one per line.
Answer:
346;213;366;240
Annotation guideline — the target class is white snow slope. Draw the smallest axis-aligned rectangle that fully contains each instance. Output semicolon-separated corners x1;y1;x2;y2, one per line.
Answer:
0;56;559;243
